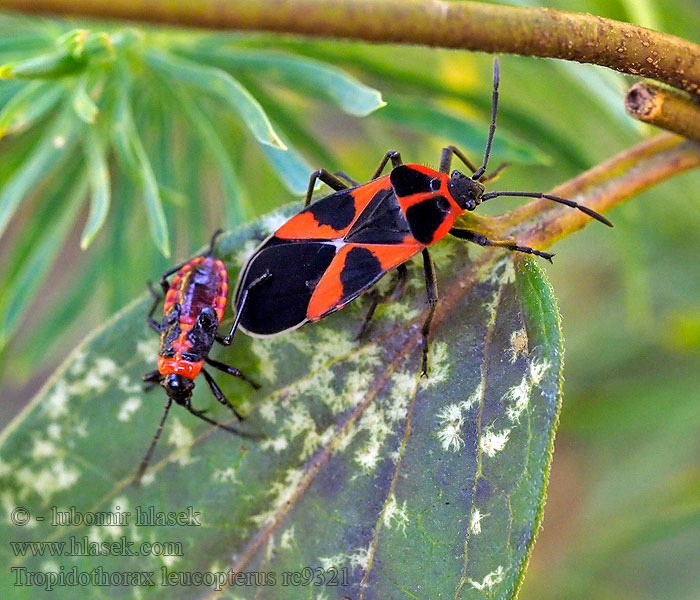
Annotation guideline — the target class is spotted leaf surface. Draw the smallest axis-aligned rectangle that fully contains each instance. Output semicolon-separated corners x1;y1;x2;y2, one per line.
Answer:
0;206;563;599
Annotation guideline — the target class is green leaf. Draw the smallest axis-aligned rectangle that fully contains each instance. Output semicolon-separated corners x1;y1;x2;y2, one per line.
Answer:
0;107;82;240
0;175;87;350
80;128;110;249
144;49;286;150
0;48;84;79
165;83;251;223
261;135;316;196
0;80;63;137
71;73;99;124
379;96;550;166
0;205;562;599
112;75;170;257
182;47;386;117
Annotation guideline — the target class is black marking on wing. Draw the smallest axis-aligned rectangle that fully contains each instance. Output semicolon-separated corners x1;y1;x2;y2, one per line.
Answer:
340;247;384;300
390;165;435;196
186;307;218;359
405;196;451;244
159;305;181;358
345;188;411;244
236;238;337;335
307;189;356;230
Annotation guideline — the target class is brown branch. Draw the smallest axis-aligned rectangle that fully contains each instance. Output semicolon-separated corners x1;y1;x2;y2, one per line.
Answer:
3;0;700;96
625;82;700;142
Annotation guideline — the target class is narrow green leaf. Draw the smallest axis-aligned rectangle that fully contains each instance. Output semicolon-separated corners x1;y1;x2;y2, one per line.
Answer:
0;175;87;350
379;96;550;165
261;140;315;196
0;108;81;240
182;47;386;117
144;49;286;150
0;48;84;79
71;73;99;124
165;83;251;223
112;78;170;257
0;205;563;599
0;80;63;137
80;128;110;249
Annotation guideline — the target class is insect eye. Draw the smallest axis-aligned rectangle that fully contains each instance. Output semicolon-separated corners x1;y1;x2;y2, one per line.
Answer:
430;178;442;192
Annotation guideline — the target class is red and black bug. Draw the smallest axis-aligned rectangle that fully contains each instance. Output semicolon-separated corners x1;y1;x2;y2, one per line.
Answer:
135;230;268;485
233;58;612;375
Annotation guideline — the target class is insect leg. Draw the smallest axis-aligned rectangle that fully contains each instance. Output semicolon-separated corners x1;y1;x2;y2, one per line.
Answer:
449;228;554;262
304;169;348;207
185;402;262;439
355;290;381;341
201;367;243;420
439;145;478;174
159;261;188;294
132;398;172;486
205;357;260;390
219;271;272;345
146;282;161;332
335;170;360;186
142;370;163;391
370;150;403;180
420;249;438;377
356;264;409;340
479;162;508;183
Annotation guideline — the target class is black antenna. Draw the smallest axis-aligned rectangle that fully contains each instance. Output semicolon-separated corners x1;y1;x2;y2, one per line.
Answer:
206;229;224;257
481;191;614;227
133;398;172;486
472;57;500;181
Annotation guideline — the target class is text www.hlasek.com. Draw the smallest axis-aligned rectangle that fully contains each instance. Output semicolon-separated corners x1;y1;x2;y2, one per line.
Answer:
10;536;183;558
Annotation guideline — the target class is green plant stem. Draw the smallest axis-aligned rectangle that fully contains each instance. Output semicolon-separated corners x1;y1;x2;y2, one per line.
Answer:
625;82;700;143
4;0;700;96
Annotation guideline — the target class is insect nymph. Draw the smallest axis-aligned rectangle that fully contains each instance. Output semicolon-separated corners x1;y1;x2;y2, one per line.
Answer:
136;231;267;485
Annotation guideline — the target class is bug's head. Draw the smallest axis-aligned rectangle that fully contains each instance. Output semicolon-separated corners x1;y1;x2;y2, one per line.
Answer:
163;374;195;404
448;170;484;211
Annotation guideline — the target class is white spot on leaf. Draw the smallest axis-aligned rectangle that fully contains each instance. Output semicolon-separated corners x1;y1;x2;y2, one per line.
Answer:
280;526;295;550
470;508;489;535
383;493;409;534
469;565;506;591
251;468;304;526
436;384;481;452
529;357;552;385
261;436;288;453
480;428;511;457
47;423;61;440
136;339;159;362
118;397;141;422
31;439;56;460
167;418;196;467
213;467;238;483
45;381;69;419
16;460;80;501
420;342;450;387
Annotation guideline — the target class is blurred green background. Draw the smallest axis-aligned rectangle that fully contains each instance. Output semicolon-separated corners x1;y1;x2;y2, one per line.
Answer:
0;0;698;598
